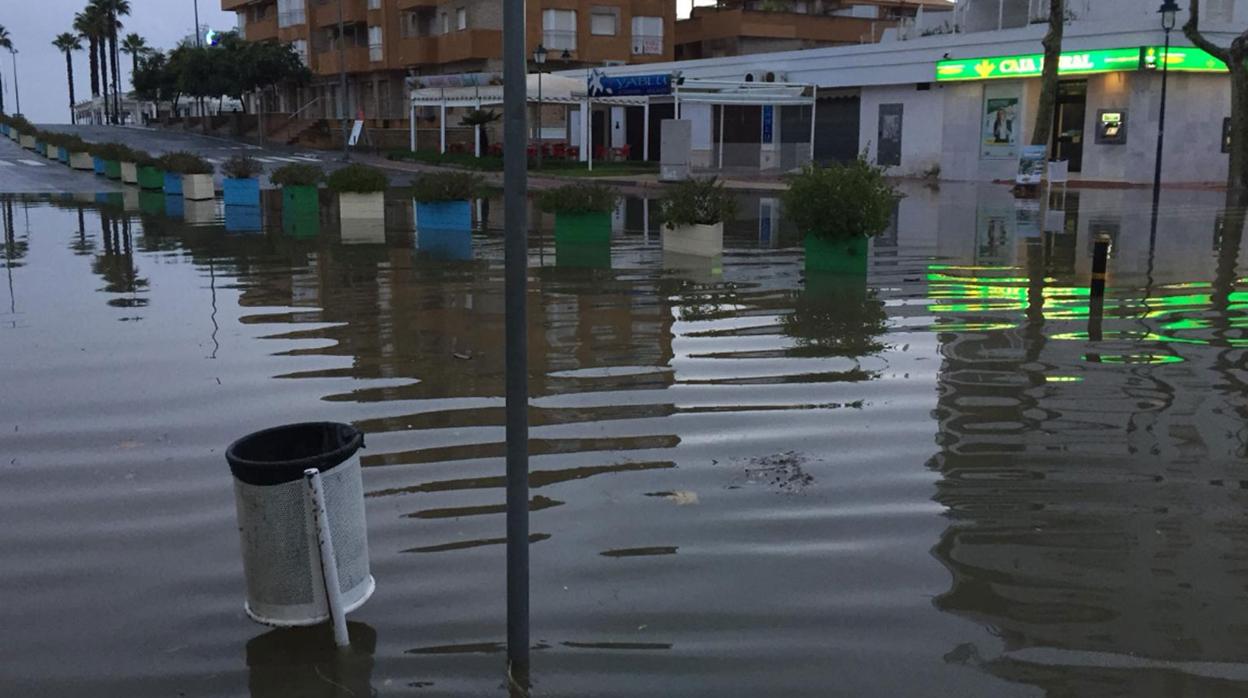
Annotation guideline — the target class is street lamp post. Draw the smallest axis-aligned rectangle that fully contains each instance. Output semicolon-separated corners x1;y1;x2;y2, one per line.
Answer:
533;44;547;169
1152;0;1181;211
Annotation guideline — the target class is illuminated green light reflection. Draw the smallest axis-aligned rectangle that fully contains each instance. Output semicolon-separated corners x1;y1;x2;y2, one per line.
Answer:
1085;354;1186;365
1045;376;1084;383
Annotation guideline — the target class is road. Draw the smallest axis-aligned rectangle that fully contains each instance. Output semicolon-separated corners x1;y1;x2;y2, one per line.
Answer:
0;136;126;194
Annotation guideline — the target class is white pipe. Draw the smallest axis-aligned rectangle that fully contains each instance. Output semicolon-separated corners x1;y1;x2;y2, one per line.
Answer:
304;468;350;649
643;99;651;162
809;87;818;164
440;89;447;155
718;104;725;170
587;99;594;172
579;100;589;162
410;102;417;152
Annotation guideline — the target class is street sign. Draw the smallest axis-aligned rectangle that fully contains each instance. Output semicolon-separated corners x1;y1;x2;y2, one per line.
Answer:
936;48;1141;82
587;70;672;98
348;120;364;147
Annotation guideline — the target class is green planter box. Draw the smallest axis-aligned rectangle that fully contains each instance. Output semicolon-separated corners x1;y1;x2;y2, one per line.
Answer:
139;191;166;215
137;166;164;191
805;234;869;275
282;185;319;215
104;160;122;180
554;211;611;245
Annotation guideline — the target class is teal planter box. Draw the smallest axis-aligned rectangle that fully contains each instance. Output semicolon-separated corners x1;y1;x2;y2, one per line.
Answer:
415;200;471;231
225;205;263;233
554;211;611;245
104;160;122;180
57;147;69;164
282;185;319;214
282;208;320;238
0;124;7;136
417;227;473;261
93;157;106;176
137;166;164;191
223;177;260;206
139;191;165;215
805;235;869;275
163;173;183;195
35;142;46;157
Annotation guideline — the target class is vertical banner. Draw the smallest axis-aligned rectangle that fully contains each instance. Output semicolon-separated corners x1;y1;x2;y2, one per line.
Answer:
877;103;903;167
761;106;774;144
981;83;1021;160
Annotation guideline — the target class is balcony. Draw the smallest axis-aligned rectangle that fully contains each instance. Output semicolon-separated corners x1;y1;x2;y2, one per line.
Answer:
677;7;897;45
245;13;280;42
396;0;437;8
314;0;368;27
315;46;372;75
435;29;504;65
396;35;438;66
222;0;257;10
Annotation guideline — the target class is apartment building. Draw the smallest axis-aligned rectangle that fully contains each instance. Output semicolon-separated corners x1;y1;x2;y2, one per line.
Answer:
223;0;675;127
675;0;952;61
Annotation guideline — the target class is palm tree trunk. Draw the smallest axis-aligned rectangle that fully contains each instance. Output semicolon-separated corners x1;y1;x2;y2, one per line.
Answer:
110;27;121;124
66;52;77;124
99;39;110;123
0;73;6;115
88;37;99;98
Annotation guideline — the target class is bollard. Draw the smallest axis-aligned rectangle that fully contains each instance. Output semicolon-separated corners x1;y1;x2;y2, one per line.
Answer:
226;423;374;639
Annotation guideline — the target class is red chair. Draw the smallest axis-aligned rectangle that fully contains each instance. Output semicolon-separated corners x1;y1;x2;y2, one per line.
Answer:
594;145;609;162
612;144;631;161
566;145;580;160
551;142;568;159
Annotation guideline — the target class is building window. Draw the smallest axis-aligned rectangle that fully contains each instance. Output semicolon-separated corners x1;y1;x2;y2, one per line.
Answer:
368;25;383;61
368;0;380;8
237;11;246;32
591;7;618;36
543;9;577;51
292;39;308;65
631;15;663;55
277;0;305;28
456;7;467;30
441;12;449;34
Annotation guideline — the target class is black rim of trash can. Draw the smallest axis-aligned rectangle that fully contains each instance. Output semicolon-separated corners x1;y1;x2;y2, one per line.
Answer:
227;422;364;486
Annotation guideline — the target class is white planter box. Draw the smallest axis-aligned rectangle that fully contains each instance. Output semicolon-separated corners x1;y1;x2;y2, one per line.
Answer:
182;174;216;201
662;222;723;258
120;162;139;184
184;199;218;224
341;219;386;245
70;152;93;170
19;134;36;150
46;148;58;160
122;189;140;212
338;192;385;220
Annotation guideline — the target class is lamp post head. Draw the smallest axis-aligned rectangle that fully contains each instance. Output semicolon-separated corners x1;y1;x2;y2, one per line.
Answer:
533;44;547;65
1159;0;1180;30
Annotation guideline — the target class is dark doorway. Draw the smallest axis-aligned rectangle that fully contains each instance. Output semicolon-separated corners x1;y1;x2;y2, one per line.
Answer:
592;109;607;156
813;95;860;164
1052;80;1087;173
714;105;762;169
625;106;645;161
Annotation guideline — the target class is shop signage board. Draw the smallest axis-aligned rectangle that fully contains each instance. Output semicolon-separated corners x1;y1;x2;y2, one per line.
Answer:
1143;46;1228;72
588;70;672;98
937;48;1142;81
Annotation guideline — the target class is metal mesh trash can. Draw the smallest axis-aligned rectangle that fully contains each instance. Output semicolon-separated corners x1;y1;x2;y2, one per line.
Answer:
226;422;375;627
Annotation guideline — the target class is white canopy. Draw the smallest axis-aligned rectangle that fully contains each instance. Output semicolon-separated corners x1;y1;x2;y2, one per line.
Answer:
410;74;648;107
674;79;816;107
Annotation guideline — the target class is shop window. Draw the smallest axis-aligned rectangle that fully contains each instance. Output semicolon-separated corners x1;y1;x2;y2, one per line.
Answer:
368;25;383;61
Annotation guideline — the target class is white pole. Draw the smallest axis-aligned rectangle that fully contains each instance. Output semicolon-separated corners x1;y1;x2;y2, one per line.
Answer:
587;98;594;172
475;86;482;158
643;99;651;161
440;90;447;154
304;468;350;649
718;104;725;170
809;87;818;164
998;0;1004;31
579;100;589;162
410;101;417;152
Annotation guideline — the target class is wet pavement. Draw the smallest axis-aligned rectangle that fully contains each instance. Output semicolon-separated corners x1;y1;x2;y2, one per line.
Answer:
3;182;1248;697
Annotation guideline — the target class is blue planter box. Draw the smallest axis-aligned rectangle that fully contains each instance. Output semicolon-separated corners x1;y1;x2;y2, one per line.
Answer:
223;177;260;207
57;147;69;164
417;227;473;261
93;157;105;176
164;194;185;218
415;200;472;232
164;173;184;195
225;204;263;233
0;124;7;136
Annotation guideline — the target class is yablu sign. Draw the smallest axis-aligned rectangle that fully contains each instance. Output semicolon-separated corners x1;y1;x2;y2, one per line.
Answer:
587;70;672;98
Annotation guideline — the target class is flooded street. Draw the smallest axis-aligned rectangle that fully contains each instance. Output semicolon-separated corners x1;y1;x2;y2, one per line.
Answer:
4;182;1248;697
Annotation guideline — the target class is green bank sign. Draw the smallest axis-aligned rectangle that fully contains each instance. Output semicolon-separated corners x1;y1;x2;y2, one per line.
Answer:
936;48;1142;81
1143;46;1228;72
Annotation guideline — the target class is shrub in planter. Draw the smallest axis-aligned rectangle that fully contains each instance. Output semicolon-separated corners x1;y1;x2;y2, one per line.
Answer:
159;152;215;201
91;142;130;180
411;172;482;232
272;163;323;214
539;182;618;246
659;177;737;258
781;158;896;275
222;156;262;206
328;164;389;219
135;152;165;191
120;148;152;186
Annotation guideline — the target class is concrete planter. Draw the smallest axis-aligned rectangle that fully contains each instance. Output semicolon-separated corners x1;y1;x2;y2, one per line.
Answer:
282;207;320;238
137;166;164;191
104;160;122;180
804;235;869;276
70;152;93;170
662;222;723;258
184;199;217;224
182;174;216;201
225;205;263;233
92;157;106;176
341;219;386;245
122;189;141;212
120;162;139;185
415;200;472;231
553;211;611;245
57;147;69;164
282;185;319;215
338;192;384;220
417;227;473;261
223;177;261;207
33;141;46;156
163;173;183;195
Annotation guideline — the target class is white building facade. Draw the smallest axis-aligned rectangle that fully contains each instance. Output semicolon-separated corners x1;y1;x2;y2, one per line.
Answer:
567;0;1248;185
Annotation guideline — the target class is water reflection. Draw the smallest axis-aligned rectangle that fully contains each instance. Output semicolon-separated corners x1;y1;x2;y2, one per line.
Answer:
246;622;376;698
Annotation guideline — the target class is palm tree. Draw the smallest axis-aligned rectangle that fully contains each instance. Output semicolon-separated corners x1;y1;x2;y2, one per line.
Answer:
73;10;99;100
101;0;133;124
120;33;147;86
53;33;83;124
0;26;10;115
78;4;110;123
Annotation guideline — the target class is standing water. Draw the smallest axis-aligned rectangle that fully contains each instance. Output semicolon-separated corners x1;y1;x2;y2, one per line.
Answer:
2;184;1248;696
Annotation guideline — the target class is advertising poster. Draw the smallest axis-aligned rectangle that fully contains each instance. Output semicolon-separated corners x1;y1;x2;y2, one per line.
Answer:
1016;144;1048;186
878;103;903;167
981;84;1020;160
976;205;1015;266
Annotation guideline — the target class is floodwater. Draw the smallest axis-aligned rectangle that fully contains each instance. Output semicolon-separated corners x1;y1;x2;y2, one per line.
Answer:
3;183;1248;697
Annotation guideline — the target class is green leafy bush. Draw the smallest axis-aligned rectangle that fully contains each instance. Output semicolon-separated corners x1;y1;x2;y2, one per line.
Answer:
411;171;483;203
90;142;135;162
659;177;737;227
157;151;214;175
223;155;262;179
781;158;897;241
326;164;389;194
537;181;619;215
270;163;323;187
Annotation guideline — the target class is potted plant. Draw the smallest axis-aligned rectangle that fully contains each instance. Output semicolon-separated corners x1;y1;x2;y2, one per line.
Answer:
136;152;164;191
91;143;127;180
120;148;149;186
327;164;388;219
539;182;618;246
411;171;481;231
781;158;897;275
222;156;262;207
160;151;216;201
271;163;323;215
659;177;737;258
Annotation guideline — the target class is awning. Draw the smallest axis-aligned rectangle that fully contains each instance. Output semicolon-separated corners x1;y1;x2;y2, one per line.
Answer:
410;74;649;107
674;79;817;107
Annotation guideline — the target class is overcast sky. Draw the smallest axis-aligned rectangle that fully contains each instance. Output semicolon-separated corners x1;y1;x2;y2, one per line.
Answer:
1;0;715;123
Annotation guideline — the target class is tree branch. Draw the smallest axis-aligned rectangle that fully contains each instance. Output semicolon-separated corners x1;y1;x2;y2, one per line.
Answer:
1184;0;1232;64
